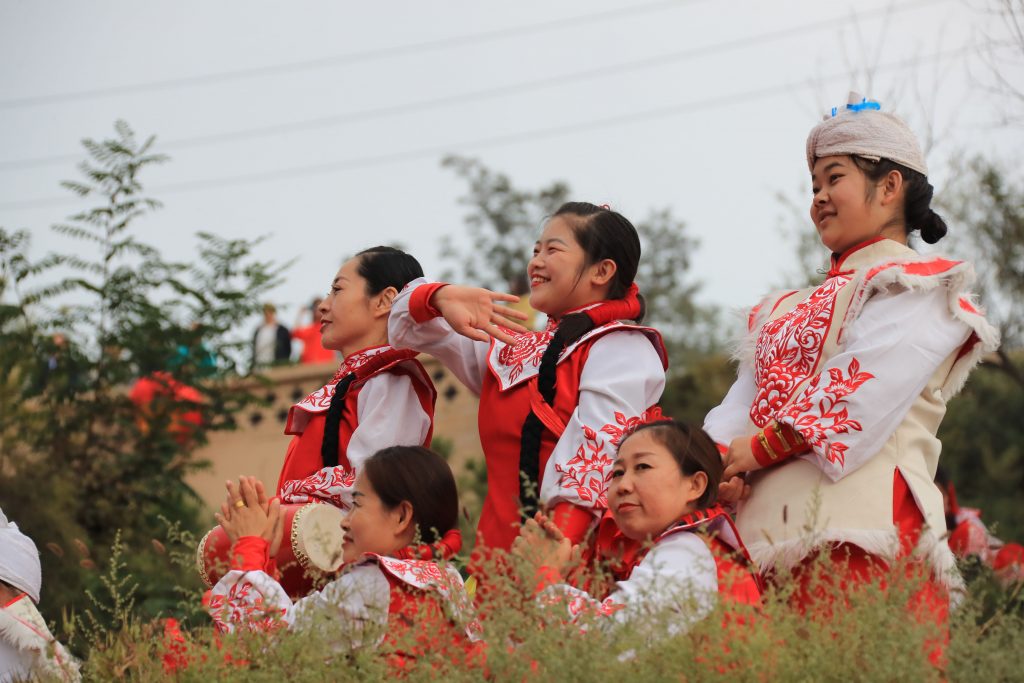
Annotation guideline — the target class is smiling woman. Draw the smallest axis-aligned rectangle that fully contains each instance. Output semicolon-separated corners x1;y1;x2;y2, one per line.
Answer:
704;93;1001;665
207;446;480;667
389;202;669;557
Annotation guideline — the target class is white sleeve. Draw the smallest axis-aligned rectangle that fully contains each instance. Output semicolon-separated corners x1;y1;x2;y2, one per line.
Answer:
388;278;489;395
539;332;666;511
777;287;971;482
703;360;758;448
540;533;718;634
349;373;431;468
207;564;390;646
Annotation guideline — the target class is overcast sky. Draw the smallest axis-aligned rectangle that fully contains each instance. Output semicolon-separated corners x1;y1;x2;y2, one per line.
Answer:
1;0;1021;336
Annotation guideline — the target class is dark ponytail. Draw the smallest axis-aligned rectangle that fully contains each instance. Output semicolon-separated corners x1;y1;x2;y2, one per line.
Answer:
518;202;643;518
320;246;424;469
853;157;948;244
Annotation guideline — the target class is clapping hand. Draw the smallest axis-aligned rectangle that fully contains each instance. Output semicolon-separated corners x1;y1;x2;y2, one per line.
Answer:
511;512;581;583
215;476;284;558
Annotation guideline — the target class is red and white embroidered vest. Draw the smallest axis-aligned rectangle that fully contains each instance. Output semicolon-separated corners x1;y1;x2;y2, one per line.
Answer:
736;238;996;573
474;321;667;551
276;345;435;492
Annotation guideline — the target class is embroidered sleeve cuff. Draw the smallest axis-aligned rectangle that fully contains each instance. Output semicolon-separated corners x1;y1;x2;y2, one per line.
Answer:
551;502;595;545
231;536;270;572
533;566;563;595
409;282;449;324
750;421;808;468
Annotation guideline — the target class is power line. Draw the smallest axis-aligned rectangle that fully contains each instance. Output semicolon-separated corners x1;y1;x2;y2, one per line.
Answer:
0;0;948;171
0;0;702;110
0;43;983;213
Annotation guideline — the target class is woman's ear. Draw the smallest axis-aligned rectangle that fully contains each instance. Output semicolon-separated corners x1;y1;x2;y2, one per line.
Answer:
589;258;618;288
391;500;415;539
686;471;709;505
374;286;399;318
879;169;905;207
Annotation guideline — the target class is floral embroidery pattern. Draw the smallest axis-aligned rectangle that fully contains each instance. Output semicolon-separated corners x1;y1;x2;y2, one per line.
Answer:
280;466;357;508
598;407;665;446
376;557;482;641
779;357;875;467
208;581;287;634
751;276;850;427
496;329;554;384
555;424;616;506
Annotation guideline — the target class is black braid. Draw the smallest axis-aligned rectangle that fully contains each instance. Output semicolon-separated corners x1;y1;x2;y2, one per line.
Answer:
320;373;356;468
518;313;596;519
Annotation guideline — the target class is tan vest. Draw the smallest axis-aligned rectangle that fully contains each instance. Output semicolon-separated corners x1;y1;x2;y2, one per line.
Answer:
735;239;996;573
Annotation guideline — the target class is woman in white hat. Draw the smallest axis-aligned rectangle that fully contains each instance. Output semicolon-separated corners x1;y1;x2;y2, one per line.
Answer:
0;508;79;682
703;93;999;651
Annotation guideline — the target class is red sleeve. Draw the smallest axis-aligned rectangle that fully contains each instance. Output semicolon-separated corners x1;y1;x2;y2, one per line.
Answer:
230;536;269;571
409;282;449;324
750;421;808;469
551;502;595;545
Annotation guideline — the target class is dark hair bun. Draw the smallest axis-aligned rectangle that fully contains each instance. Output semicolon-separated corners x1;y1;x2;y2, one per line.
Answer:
919;210;948;244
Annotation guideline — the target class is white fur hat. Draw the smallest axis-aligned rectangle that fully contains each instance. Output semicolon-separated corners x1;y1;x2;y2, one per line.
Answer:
806;91;927;176
0;507;42;603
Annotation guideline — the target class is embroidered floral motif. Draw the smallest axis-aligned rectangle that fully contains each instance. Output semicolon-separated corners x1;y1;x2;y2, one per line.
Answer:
751;276;850;427
293;346;392;412
280;466;357;508
208;581;287;634
566;595;625;619
555;424;615;506
496;329;554;384
779;357;875;467
375;557;482;641
598;407;665;446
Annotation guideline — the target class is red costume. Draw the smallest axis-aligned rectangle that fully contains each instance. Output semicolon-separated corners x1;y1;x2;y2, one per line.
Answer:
536;505;760;632
390;280;667;551
275;345;435;509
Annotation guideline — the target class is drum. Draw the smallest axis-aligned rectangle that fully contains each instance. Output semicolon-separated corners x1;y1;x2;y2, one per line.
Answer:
197;502;346;599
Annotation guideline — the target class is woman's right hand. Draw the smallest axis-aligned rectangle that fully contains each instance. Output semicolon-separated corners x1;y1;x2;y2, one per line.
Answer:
432;285;529;345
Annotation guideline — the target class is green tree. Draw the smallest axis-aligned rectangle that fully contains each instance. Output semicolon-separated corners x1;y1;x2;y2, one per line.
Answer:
0;121;287;631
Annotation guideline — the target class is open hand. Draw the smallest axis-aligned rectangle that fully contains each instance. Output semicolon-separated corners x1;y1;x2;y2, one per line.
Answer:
433;285;530;345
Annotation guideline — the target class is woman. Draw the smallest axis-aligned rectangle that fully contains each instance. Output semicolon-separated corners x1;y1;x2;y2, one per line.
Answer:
389;203;667;552
703;93;999;626
208;446;480;665
276;246;436;510
513;420;759;634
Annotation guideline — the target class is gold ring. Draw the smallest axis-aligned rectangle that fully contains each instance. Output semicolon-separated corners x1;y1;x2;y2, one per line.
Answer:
233;499;246;509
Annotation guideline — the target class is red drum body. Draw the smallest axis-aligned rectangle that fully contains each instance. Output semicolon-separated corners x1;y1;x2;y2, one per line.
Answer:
197;503;346;599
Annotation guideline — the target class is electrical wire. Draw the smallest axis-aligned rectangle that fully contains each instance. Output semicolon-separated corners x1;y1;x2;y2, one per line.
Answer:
0;0;947;171
0;43;980;212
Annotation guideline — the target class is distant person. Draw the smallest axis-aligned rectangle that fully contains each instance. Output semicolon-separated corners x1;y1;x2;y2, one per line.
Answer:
291;298;338;364
0;508;79;682
251;303;291;370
